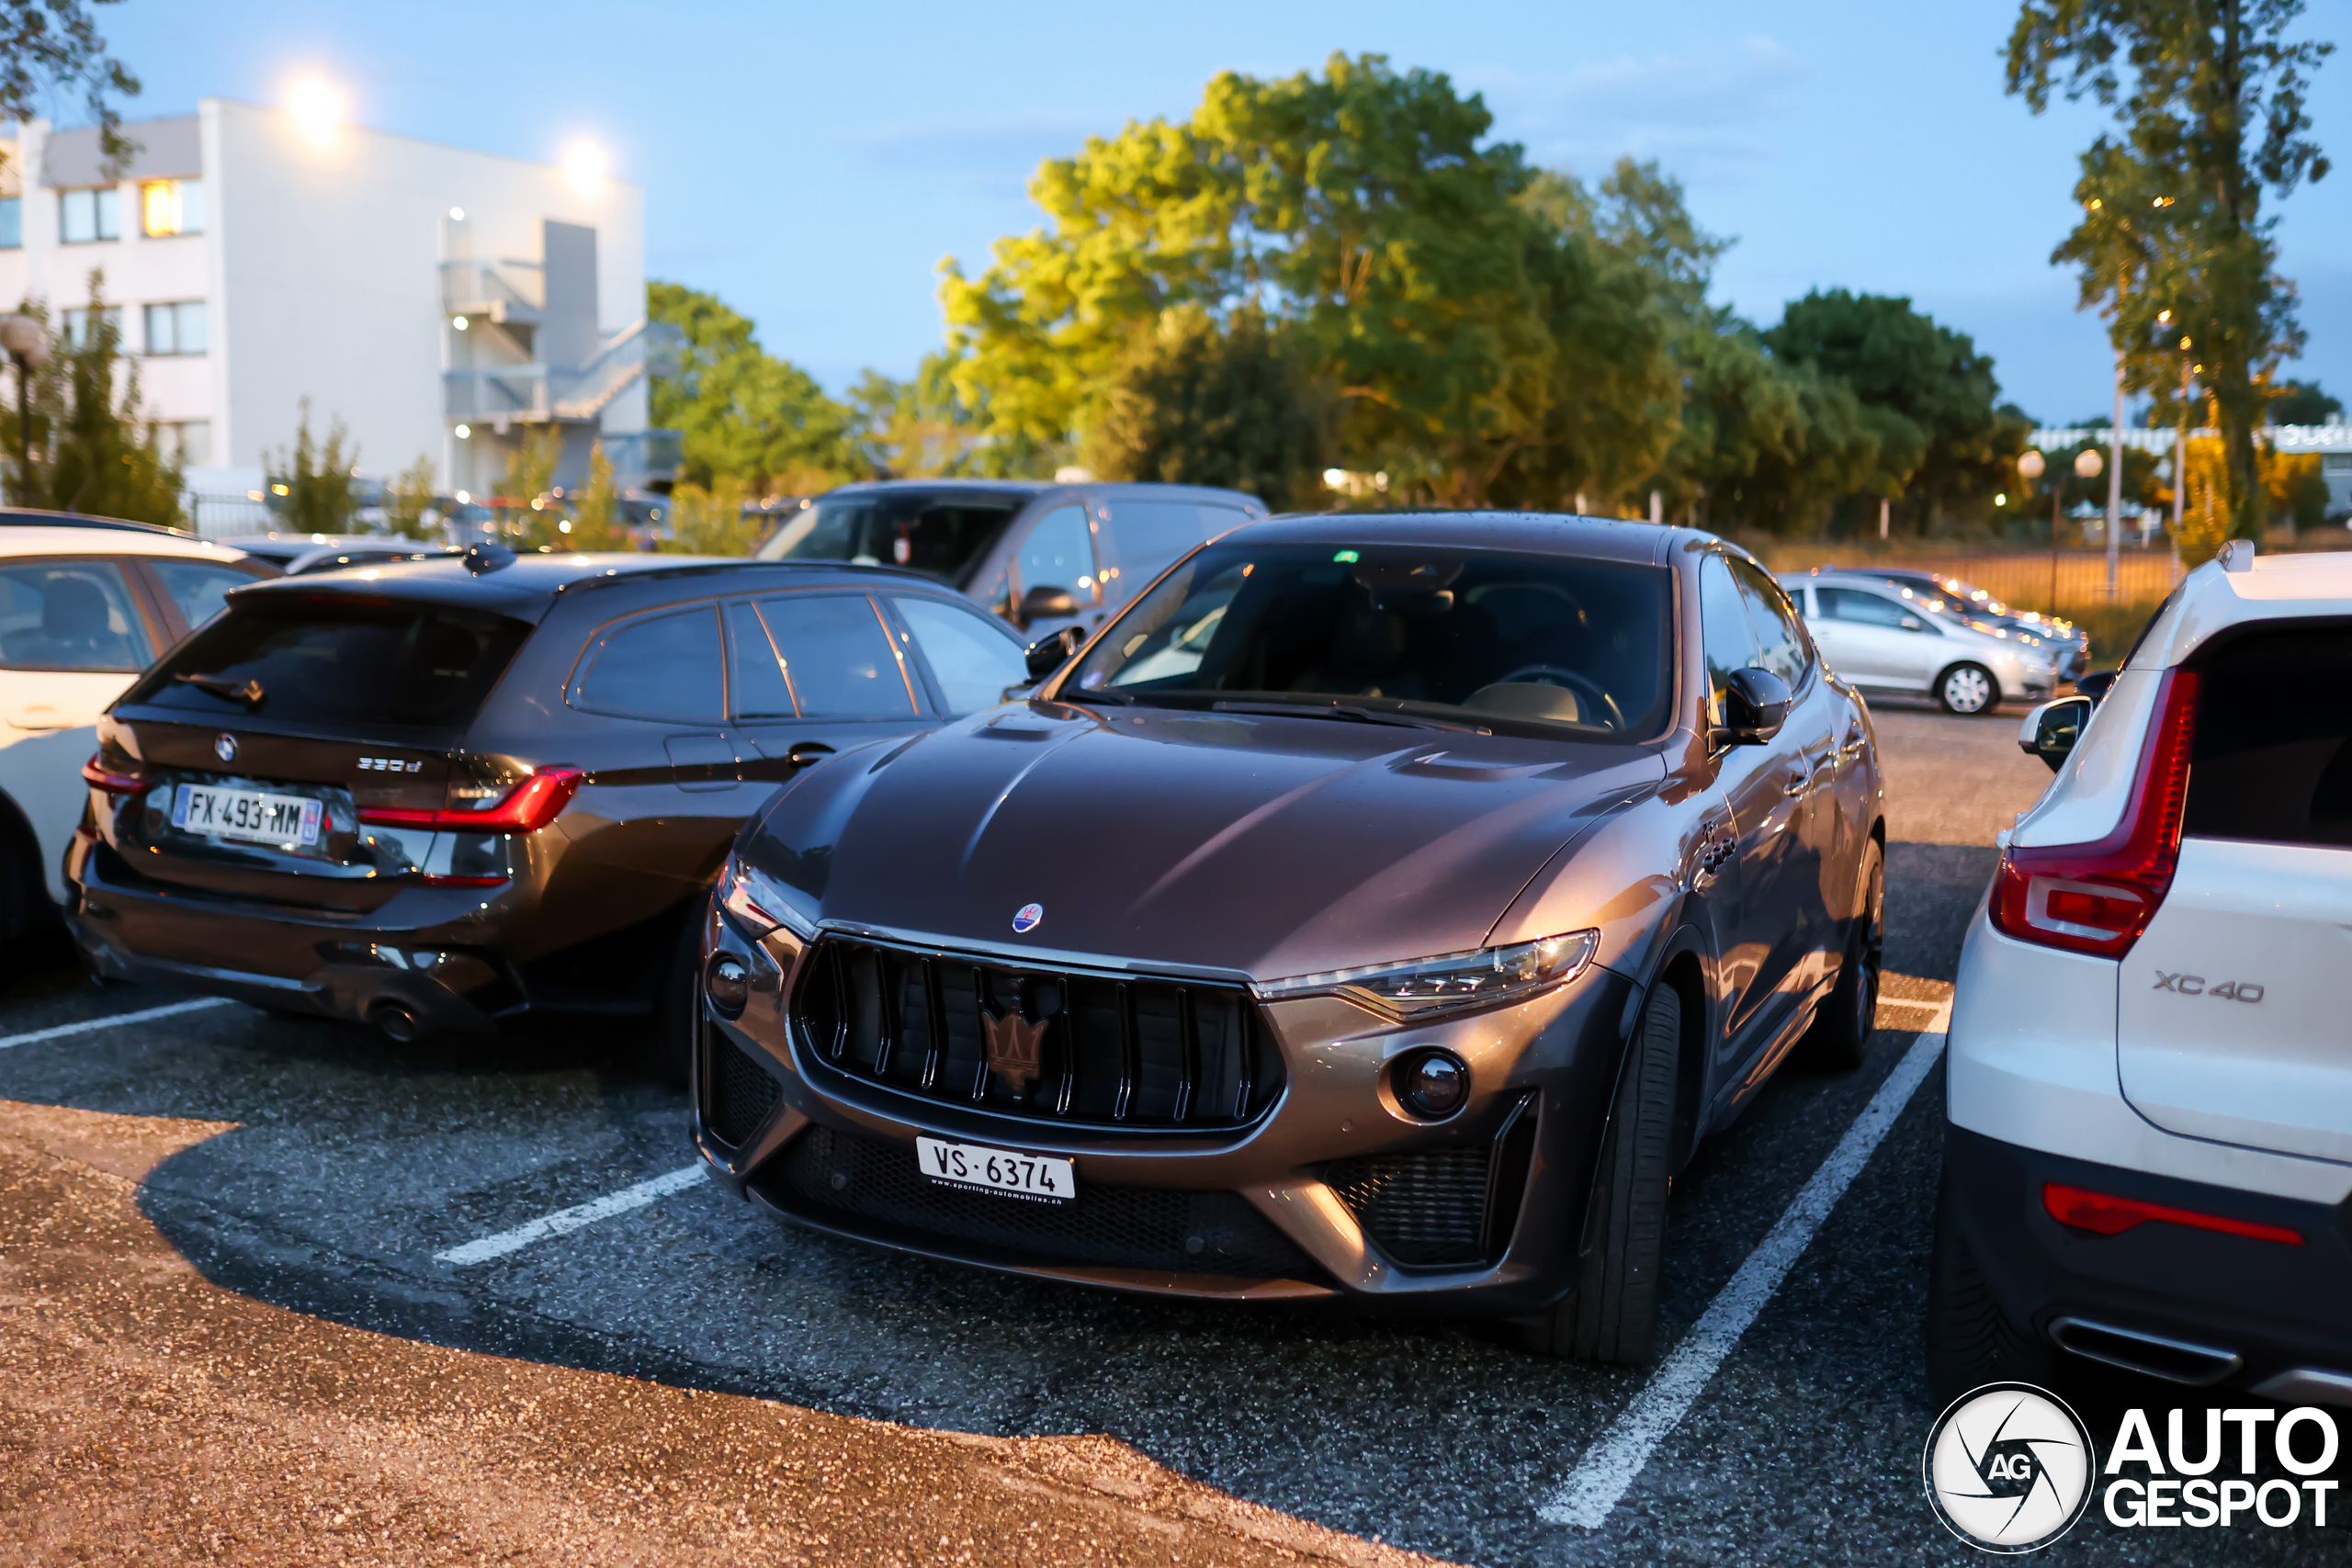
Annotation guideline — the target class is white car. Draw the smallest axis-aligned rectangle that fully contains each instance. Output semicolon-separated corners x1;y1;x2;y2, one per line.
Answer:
1778;570;2058;715
1930;541;2352;1406
0;520;269;943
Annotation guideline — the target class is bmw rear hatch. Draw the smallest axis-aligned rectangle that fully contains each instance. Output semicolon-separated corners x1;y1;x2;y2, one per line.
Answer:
88;592;534;912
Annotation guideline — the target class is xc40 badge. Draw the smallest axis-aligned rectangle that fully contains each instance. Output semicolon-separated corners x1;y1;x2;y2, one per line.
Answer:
2152;972;2265;1002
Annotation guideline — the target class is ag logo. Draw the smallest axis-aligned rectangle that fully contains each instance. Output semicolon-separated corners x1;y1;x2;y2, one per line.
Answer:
1924;1382;2095;1552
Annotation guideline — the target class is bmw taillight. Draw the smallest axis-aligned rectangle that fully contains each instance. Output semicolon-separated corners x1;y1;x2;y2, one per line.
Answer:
356;766;584;834
1990;668;2197;960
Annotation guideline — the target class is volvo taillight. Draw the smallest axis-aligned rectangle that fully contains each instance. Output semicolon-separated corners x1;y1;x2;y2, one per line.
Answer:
1990;669;2197;960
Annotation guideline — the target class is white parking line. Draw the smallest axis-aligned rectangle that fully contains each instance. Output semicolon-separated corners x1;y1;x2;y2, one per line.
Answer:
1540;1010;1951;1529
435;1163;709;1266
0;996;236;1051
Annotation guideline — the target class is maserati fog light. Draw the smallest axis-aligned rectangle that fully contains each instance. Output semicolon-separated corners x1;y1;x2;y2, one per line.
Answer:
706;953;750;1017
1397;1050;1467;1120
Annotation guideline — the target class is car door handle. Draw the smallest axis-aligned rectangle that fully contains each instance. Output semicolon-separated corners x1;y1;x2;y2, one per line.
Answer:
785;742;835;769
5;706;71;731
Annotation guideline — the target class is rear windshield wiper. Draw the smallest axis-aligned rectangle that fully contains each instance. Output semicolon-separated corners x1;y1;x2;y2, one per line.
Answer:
1210;700;1457;730
174;673;266;708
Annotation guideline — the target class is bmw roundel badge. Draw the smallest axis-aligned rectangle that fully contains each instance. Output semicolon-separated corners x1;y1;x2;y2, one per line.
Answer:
213;733;238;763
1012;902;1044;934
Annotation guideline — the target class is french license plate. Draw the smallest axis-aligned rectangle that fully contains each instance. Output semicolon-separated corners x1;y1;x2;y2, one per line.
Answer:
915;1135;1075;1204
171;782;323;848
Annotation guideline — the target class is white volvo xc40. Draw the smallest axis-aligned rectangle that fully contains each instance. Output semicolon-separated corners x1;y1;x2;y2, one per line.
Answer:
1931;541;2352;1406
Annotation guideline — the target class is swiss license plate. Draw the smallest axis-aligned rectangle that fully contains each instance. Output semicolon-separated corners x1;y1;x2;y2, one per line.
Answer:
915;1135;1075;1204
171;782;323;848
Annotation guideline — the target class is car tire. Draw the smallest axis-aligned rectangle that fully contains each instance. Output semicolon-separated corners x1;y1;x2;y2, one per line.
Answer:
1522;982;1679;1363
1924;1169;2056;1404
1803;839;1882;1070
637;898;707;1089
1936;662;1999;716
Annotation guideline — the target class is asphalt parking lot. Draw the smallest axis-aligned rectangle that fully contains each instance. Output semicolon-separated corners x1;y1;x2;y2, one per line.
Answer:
1;697;2342;1565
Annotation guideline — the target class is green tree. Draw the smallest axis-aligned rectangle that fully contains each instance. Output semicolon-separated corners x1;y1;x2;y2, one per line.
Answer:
264;400;359;534
0;1;141;172
2007;0;2332;541
849;353;1003;479
2270;378;2339;423
941;54;1658;506
662;476;759;555
649;281;863;494
0;281;183;525
381;455;440;541
1766;289;2027;531
564;440;629;549
1077;307;1329;509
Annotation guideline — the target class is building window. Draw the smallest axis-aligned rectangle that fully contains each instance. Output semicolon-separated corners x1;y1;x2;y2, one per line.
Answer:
60;306;122;349
0;198;18;250
159;421;211;468
140;178;203;237
59;186;120;243
143;300;206;356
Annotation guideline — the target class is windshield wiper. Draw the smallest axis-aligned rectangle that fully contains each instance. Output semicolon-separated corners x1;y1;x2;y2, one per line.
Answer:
174;673;265;708
1211;700;1457;731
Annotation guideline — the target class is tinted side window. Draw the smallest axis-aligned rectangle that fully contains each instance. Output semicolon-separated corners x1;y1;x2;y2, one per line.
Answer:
1015;505;1096;603
149;559;261;633
753;593;915;719
1699;555;1761;719
1102;501;1212;593
572;605;725;721
2185;626;2352;848
1729;558;1809;685
726;601;797;720
893;595;1024;716
0;558;152;671
1819;587;1911;629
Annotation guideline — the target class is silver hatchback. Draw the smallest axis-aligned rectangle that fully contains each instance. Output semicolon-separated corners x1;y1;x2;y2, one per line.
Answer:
1777;570;2057;715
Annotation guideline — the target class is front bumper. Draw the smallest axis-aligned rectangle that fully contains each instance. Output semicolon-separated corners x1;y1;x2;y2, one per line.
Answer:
66;831;520;1034
1947;1125;2352;1402
693;908;1644;1314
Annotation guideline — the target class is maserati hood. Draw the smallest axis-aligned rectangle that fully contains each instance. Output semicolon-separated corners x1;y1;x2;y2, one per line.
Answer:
747;704;1666;981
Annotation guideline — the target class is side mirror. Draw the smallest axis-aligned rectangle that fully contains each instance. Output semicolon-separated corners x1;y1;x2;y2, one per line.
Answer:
2075;668;2119;704
1719;667;1792;746
2019;694;2093;772
1023;626;1083;683
1900;615;1925;632
1019;584;1080;626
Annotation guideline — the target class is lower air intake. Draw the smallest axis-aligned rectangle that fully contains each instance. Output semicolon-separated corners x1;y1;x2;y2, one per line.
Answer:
763;1123;1321;1281
707;1032;783;1147
1323;1096;1538;1271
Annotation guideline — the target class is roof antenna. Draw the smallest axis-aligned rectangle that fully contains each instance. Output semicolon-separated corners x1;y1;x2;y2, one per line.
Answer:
462;543;516;575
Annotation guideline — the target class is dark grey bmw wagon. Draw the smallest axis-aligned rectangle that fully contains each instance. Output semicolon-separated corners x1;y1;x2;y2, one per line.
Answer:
695;513;1887;1359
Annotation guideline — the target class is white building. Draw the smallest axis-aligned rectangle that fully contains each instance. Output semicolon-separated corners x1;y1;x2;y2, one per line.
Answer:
0;100;673;533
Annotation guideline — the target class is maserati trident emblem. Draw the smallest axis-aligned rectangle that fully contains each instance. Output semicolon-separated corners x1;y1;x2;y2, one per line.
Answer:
213;733;238;763
1012;901;1044;933
980;1009;1048;1093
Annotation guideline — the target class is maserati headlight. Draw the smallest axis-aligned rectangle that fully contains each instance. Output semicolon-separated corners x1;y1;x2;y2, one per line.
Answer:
1255;930;1600;1021
717;852;819;941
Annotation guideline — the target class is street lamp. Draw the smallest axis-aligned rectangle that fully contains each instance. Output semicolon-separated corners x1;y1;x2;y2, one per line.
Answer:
0;313;49;502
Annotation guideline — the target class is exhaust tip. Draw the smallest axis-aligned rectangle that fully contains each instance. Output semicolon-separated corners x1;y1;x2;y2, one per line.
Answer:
2051;1316;2242;1385
369;1001;426;1044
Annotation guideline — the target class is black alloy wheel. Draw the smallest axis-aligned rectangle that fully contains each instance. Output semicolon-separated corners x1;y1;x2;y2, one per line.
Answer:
1804;838;1883;1070
1924;1169;2057;1404
1521;981;1680;1362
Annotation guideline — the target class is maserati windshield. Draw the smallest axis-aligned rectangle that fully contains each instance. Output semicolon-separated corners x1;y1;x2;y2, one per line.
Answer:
1066;542;1673;739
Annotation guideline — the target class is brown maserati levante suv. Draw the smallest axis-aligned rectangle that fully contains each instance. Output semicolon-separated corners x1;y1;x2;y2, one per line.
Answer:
64;547;1028;1077
695;513;1888;1360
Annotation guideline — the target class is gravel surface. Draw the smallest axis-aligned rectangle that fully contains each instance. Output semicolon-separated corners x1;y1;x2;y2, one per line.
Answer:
0;703;2338;1563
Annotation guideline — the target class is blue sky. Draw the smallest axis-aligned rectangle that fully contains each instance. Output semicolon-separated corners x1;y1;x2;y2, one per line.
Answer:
89;0;2349;423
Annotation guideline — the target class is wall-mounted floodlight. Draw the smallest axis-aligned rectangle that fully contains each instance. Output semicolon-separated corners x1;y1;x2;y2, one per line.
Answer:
561;140;608;195
287;75;346;147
